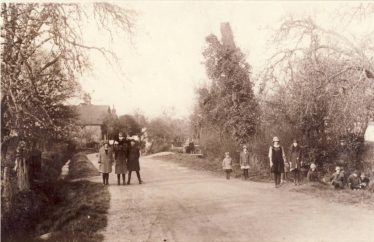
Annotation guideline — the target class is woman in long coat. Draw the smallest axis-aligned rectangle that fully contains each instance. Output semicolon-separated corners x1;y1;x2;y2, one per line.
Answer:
114;132;128;185
289;139;302;185
127;139;142;184
99;142;113;185
269;136;286;188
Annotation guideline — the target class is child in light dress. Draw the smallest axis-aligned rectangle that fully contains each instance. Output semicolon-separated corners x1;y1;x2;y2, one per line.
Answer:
222;152;233;180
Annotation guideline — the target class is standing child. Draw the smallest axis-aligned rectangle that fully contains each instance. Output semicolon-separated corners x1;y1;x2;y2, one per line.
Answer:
269;136;286;188
98;141;113;185
240;145;251;180
114;132;128;185
289;139;302;185
222;152;232;180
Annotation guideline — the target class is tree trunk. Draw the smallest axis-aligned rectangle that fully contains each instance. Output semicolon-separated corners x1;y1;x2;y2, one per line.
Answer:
2;167;13;212
17;158;30;191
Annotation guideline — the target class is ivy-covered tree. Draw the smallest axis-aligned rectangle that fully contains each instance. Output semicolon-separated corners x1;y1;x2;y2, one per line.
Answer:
196;22;259;145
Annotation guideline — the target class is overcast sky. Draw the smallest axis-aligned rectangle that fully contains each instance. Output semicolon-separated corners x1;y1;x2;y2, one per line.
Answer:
77;1;369;118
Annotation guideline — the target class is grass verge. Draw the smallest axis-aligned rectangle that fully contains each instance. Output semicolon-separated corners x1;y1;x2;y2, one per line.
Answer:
156;153;374;209
33;152;109;242
67;152;100;180
34;180;109;242
290;182;374;210
156;153;271;181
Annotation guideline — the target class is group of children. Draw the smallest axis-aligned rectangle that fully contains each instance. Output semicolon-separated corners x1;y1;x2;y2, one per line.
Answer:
221;138;371;191
221;145;252;180
327;166;370;190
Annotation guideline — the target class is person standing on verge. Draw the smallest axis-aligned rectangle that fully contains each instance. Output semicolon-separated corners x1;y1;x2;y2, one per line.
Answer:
269;136;286;188
114;132;128;185
127;139;143;184
240;145;251;180
222;152;233;180
289;139;302;185
98;141;113;185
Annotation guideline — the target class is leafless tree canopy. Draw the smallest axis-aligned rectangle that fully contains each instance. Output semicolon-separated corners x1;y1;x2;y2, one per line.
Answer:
1;3;135;151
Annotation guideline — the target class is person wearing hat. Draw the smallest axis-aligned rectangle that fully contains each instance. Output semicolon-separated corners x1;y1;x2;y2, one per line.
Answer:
98;141;114;185
240;145;251;180
222;151;233;180
114;132;128;185
127;139;143;184
289;139;302;185
269;136;286;188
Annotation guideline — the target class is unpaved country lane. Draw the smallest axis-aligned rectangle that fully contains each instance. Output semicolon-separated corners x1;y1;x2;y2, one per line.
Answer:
87;153;374;242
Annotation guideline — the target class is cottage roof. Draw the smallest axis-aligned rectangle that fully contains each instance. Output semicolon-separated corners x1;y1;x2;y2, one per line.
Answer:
74;104;110;126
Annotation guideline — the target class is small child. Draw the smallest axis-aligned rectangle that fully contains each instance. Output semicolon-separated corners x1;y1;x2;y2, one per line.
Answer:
360;173;370;189
222;152;233;180
330;166;345;189
307;163;319;182
347;170;361;190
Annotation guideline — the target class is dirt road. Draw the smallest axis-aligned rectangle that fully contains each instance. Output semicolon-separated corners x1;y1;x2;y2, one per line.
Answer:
87;153;374;242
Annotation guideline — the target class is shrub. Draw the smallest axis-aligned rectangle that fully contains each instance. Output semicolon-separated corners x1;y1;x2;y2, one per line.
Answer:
149;143;171;154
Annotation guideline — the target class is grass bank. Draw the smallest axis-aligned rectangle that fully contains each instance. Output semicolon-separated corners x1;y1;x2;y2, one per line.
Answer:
156;153;271;182
34;180;109;242
67;152;100;180
2;152;109;242
290;183;374;210
33;152;109;242
156;153;374;209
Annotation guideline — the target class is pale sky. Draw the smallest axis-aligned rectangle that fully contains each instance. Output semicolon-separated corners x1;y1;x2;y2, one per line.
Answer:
77;1;370;118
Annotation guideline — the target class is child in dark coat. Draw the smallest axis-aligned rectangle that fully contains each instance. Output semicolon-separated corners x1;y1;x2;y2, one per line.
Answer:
347;170;361;190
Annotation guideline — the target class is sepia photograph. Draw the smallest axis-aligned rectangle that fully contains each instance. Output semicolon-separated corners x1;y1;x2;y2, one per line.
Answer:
1;1;374;242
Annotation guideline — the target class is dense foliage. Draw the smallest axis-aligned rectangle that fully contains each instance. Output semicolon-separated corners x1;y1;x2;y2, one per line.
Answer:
193;23;259;147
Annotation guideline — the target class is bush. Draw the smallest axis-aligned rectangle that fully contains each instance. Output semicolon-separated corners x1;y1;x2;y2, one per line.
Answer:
149;143;171;154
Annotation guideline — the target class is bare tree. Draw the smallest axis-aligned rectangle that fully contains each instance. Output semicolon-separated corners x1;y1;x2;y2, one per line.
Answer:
1;3;135;190
260;6;374;166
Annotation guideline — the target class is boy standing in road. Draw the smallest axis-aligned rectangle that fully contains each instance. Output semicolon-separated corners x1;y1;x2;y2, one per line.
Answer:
240;145;251;180
222;152;233;180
